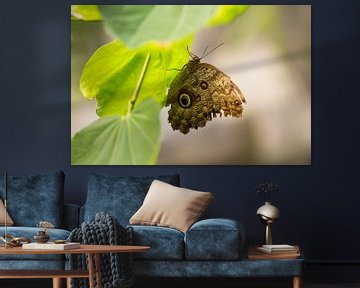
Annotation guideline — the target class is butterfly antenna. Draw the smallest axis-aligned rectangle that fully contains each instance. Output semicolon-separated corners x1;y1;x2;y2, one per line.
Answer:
186;46;198;60
201;42;225;59
201;45;209;58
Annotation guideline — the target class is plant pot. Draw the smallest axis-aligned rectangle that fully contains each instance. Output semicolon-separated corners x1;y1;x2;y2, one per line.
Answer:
33;230;50;243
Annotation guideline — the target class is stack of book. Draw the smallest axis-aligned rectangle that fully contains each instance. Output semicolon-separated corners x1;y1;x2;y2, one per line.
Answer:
257;244;299;254
248;244;300;259
22;242;80;250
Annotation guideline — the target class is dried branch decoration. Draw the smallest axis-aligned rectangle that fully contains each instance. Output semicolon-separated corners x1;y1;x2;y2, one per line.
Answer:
254;181;279;201
37;220;55;233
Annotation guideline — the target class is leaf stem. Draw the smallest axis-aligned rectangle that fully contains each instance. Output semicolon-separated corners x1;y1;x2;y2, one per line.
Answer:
129;53;151;113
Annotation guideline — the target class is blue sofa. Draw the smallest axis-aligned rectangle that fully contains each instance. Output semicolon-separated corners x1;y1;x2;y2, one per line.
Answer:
0;171;304;287
0;171;78;270
81;173;304;283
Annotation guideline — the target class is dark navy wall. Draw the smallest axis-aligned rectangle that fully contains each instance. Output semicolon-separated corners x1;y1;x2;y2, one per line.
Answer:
0;0;359;264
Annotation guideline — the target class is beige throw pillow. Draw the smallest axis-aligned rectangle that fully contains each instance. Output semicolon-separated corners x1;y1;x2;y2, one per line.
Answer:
130;180;213;233
0;200;14;226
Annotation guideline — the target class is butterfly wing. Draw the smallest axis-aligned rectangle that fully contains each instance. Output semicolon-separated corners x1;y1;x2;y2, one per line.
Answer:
166;61;246;134
197;63;246;118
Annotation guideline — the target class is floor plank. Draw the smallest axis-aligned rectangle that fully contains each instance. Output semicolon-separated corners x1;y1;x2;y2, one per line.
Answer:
1;279;360;288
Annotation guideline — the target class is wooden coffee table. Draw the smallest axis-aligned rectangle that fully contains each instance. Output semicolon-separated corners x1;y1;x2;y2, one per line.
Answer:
0;244;150;288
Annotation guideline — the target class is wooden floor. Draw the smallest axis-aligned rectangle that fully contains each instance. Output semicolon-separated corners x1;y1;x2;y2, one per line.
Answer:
1;279;360;288
305;285;360;288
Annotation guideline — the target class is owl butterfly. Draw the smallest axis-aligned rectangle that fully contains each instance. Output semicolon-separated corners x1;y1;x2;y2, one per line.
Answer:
166;44;246;134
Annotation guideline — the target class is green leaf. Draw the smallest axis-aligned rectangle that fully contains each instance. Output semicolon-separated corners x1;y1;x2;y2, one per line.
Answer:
207;5;249;26
71;98;161;165
99;5;217;48
80;37;191;117
80;40;145;116
71;5;102;21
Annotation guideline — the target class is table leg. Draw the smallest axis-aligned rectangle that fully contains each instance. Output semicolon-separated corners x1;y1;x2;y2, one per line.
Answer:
66;277;72;288
293;276;302;288
88;253;95;288
52;278;62;288
95;253;102;288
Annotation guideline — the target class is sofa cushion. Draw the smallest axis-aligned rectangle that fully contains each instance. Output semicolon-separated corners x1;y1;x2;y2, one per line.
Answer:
133;258;304;277
0;227;70;261
0;170;64;227
130;180;213;233
84;173;180;225
0;199;14;226
130;225;184;260
0;260;65;270
185;218;245;260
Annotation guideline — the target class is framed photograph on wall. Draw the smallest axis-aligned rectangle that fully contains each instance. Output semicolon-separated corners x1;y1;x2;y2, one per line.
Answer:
71;5;311;165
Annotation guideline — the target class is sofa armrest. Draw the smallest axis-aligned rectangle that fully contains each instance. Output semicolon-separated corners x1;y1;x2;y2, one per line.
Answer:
184;218;245;260
63;204;80;231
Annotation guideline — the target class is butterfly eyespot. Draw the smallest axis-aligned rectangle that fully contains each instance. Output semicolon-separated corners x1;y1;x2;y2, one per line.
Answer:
179;93;192;108
200;81;208;90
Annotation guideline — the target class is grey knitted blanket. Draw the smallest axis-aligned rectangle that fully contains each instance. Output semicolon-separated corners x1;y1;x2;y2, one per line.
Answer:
68;212;134;288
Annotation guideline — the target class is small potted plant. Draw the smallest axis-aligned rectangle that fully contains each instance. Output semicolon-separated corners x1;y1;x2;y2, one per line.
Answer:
34;221;55;243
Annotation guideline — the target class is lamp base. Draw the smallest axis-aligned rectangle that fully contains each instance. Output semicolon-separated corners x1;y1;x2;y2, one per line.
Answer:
265;223;272;245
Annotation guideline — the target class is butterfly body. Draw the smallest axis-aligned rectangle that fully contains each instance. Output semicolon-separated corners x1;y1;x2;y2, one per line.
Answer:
166;57;246;134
